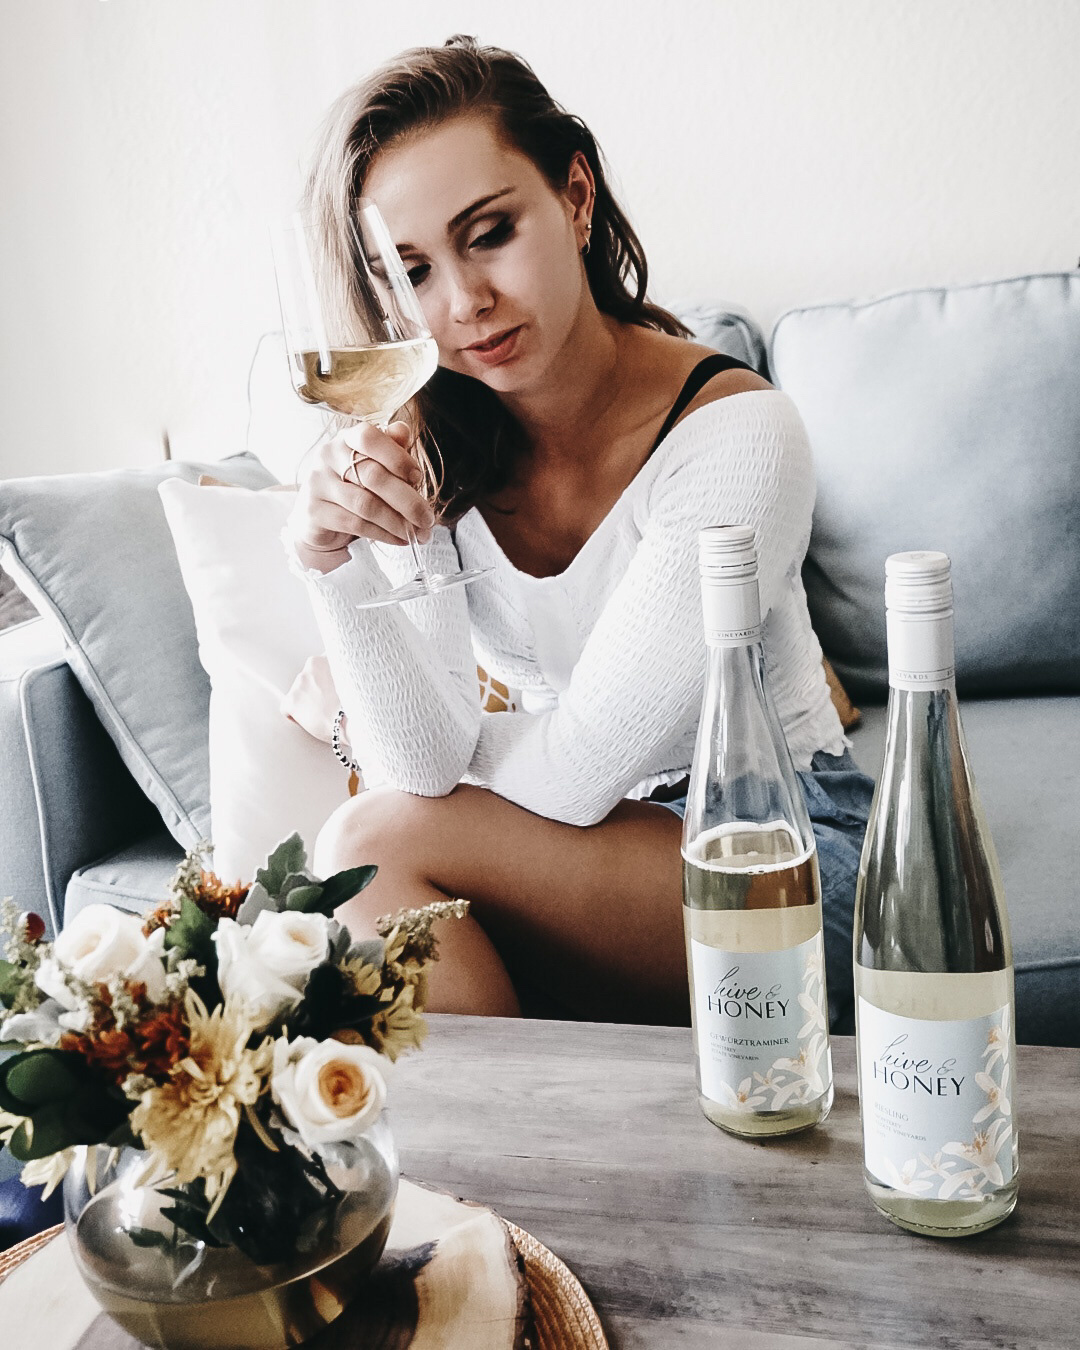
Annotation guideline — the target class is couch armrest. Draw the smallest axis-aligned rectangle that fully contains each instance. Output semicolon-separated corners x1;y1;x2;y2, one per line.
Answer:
0;618;160;933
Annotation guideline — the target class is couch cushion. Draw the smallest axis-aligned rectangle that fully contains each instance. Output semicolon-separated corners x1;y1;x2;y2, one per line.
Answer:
158;479;351;883
65;829;184;924
677;303;768;373
0;620;162;934
0;453;276;850
849;695;1080;1048
771;272;1080;700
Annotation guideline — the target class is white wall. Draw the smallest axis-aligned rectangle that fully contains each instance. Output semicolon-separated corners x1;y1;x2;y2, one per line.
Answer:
2;0;1078;478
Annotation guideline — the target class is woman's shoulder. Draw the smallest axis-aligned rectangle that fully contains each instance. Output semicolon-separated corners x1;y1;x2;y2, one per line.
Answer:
625;327;775;428
675;349;774;422
639;368;812;508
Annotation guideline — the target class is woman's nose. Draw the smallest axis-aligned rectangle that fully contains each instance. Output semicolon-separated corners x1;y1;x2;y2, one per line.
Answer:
445;265;495;324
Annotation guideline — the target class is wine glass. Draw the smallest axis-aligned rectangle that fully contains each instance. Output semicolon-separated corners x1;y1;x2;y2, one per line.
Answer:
270;200;489;608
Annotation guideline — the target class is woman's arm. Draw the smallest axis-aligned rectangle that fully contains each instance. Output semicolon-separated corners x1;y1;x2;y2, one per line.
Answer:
467;391;816;825
287;526;482;795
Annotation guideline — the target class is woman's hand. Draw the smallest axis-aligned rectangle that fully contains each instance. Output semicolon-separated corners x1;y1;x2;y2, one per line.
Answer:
281;653;341;745
287;421;436;572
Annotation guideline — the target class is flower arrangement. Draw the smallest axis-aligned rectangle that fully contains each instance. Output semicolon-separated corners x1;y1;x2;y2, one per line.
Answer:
0;834;465;1266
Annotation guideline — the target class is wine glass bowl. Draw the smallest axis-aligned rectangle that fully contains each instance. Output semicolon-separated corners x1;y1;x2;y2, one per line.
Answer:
271;201;489;605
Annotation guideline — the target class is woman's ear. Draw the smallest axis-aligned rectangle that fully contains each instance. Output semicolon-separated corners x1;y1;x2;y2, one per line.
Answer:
564;150;596;231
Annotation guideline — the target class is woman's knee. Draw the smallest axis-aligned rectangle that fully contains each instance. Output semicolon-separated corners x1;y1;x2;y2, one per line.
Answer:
313;787;435;876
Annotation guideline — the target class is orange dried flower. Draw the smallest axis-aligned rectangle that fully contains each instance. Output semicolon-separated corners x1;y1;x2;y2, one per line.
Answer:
62;1027;135;1079
143;869;247;937
61;986;191;1087
142;902;177;938
133;1002;191;1081
192;871;248;921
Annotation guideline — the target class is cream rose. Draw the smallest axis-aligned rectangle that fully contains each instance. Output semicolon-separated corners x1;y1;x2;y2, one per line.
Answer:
213;911;330;1031
36;903;167;1005
271;1036;387;1148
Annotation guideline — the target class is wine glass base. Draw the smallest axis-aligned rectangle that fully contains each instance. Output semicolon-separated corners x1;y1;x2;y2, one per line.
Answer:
356;567;491;610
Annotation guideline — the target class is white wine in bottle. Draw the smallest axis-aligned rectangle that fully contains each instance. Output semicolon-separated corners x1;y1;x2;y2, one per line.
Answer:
682;526;833;1138
854;552;1018;1237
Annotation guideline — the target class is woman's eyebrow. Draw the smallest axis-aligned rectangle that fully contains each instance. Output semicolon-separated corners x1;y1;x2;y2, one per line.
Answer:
394;188;514;255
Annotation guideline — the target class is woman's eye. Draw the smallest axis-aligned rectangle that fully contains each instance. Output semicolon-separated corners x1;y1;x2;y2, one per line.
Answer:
406;263;430;287
470;219;514;250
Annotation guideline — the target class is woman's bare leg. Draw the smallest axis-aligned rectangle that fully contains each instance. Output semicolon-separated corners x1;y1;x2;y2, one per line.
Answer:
314;796;522;1017
314;784;687;1024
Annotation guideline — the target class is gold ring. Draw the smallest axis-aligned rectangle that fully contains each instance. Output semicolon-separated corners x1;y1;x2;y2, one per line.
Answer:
343;448;364;487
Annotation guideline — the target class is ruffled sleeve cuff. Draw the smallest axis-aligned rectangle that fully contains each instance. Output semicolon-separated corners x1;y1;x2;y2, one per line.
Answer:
280;528;395;608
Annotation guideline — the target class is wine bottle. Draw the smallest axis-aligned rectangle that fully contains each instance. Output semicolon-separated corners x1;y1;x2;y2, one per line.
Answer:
854;551;1018;1237
682;526;833;1137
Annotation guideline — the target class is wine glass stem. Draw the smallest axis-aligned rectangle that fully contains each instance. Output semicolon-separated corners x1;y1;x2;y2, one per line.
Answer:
406;525;431;584
373;416;433;589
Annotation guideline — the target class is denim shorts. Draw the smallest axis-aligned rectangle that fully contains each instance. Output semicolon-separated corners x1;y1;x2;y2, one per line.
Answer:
654;748;874;1033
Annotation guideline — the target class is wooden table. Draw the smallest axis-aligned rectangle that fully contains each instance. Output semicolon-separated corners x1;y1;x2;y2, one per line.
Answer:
394;1017;1079;1350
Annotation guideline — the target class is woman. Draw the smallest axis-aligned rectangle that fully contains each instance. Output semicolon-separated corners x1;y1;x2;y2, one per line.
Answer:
284;36;873;1027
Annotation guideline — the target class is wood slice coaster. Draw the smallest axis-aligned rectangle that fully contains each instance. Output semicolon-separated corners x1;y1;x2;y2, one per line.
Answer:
0;1180;608;1350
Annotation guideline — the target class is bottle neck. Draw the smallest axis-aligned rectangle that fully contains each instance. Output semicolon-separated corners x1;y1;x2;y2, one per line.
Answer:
702;635;768;701
866;681;1009;975
700;574;762;647
882;605;961;767
688;636;815;850
886;608;955;692
882;682;963;757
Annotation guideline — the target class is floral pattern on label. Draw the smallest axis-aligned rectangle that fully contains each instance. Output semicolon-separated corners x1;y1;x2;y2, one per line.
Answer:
857;1000;1015;1199
689;932;831;1111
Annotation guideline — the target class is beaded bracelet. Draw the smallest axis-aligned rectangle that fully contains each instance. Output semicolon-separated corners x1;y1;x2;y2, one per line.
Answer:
331;709;361;774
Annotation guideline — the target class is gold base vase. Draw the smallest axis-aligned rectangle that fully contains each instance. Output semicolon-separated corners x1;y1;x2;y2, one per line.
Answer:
63;1117;398;1350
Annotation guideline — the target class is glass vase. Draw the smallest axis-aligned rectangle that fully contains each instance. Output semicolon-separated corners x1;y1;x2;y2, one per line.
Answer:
63;1116;398;1350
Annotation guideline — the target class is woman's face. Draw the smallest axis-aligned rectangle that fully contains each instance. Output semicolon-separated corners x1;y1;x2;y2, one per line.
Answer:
362;113;593;394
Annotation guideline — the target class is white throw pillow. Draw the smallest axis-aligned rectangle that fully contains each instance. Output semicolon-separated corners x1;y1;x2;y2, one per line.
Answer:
157;478;352;882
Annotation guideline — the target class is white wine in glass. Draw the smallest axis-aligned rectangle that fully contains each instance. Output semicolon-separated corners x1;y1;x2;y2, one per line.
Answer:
271;199;489;607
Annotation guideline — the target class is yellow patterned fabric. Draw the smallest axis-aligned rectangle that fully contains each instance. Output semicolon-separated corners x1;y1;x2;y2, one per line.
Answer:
477;665;519;714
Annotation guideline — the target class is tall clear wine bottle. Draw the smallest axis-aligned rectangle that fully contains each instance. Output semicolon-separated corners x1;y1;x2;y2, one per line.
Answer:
854;551;1018;1237
682;526;833;1137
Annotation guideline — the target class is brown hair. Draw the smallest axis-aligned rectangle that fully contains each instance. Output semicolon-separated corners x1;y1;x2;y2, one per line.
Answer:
305;35;690;520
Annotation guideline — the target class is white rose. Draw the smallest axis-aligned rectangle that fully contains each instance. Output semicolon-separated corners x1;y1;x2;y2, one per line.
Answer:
0;1002;64;1046
39;904;167;1003
245;910;331;989
271;1036;387;1148
213;912;329;1031
34;957;78;1010
213;919;301;1031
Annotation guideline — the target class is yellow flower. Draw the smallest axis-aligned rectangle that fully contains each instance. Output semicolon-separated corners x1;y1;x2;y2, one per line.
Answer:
21;1147;76;1200
369;984;427;1062
130;990;271;1215
339;958;389;1000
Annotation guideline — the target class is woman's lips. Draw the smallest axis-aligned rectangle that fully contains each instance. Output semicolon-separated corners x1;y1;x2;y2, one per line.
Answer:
466;326;523;366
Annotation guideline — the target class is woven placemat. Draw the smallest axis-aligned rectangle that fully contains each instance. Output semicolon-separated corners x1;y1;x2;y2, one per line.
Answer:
0;1215;608;1349
506;1222;609;1350
0;1224;61;1284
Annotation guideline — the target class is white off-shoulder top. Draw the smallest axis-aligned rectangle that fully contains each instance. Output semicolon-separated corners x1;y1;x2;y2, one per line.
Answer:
287;390;847;828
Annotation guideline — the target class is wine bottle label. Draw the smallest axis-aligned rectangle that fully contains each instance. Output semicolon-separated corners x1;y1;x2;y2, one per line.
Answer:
689;932;830;1110
886;612;955;689
701;577;763;647
857;999;1015;1197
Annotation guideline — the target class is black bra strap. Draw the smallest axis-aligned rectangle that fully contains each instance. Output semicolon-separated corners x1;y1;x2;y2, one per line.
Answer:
648;353;755;456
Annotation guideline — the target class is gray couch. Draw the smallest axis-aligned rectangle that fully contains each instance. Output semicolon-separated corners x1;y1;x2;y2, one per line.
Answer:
1;274;1077;1048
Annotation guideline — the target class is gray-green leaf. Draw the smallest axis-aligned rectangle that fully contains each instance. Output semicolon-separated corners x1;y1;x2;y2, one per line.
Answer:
256;834;308;898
